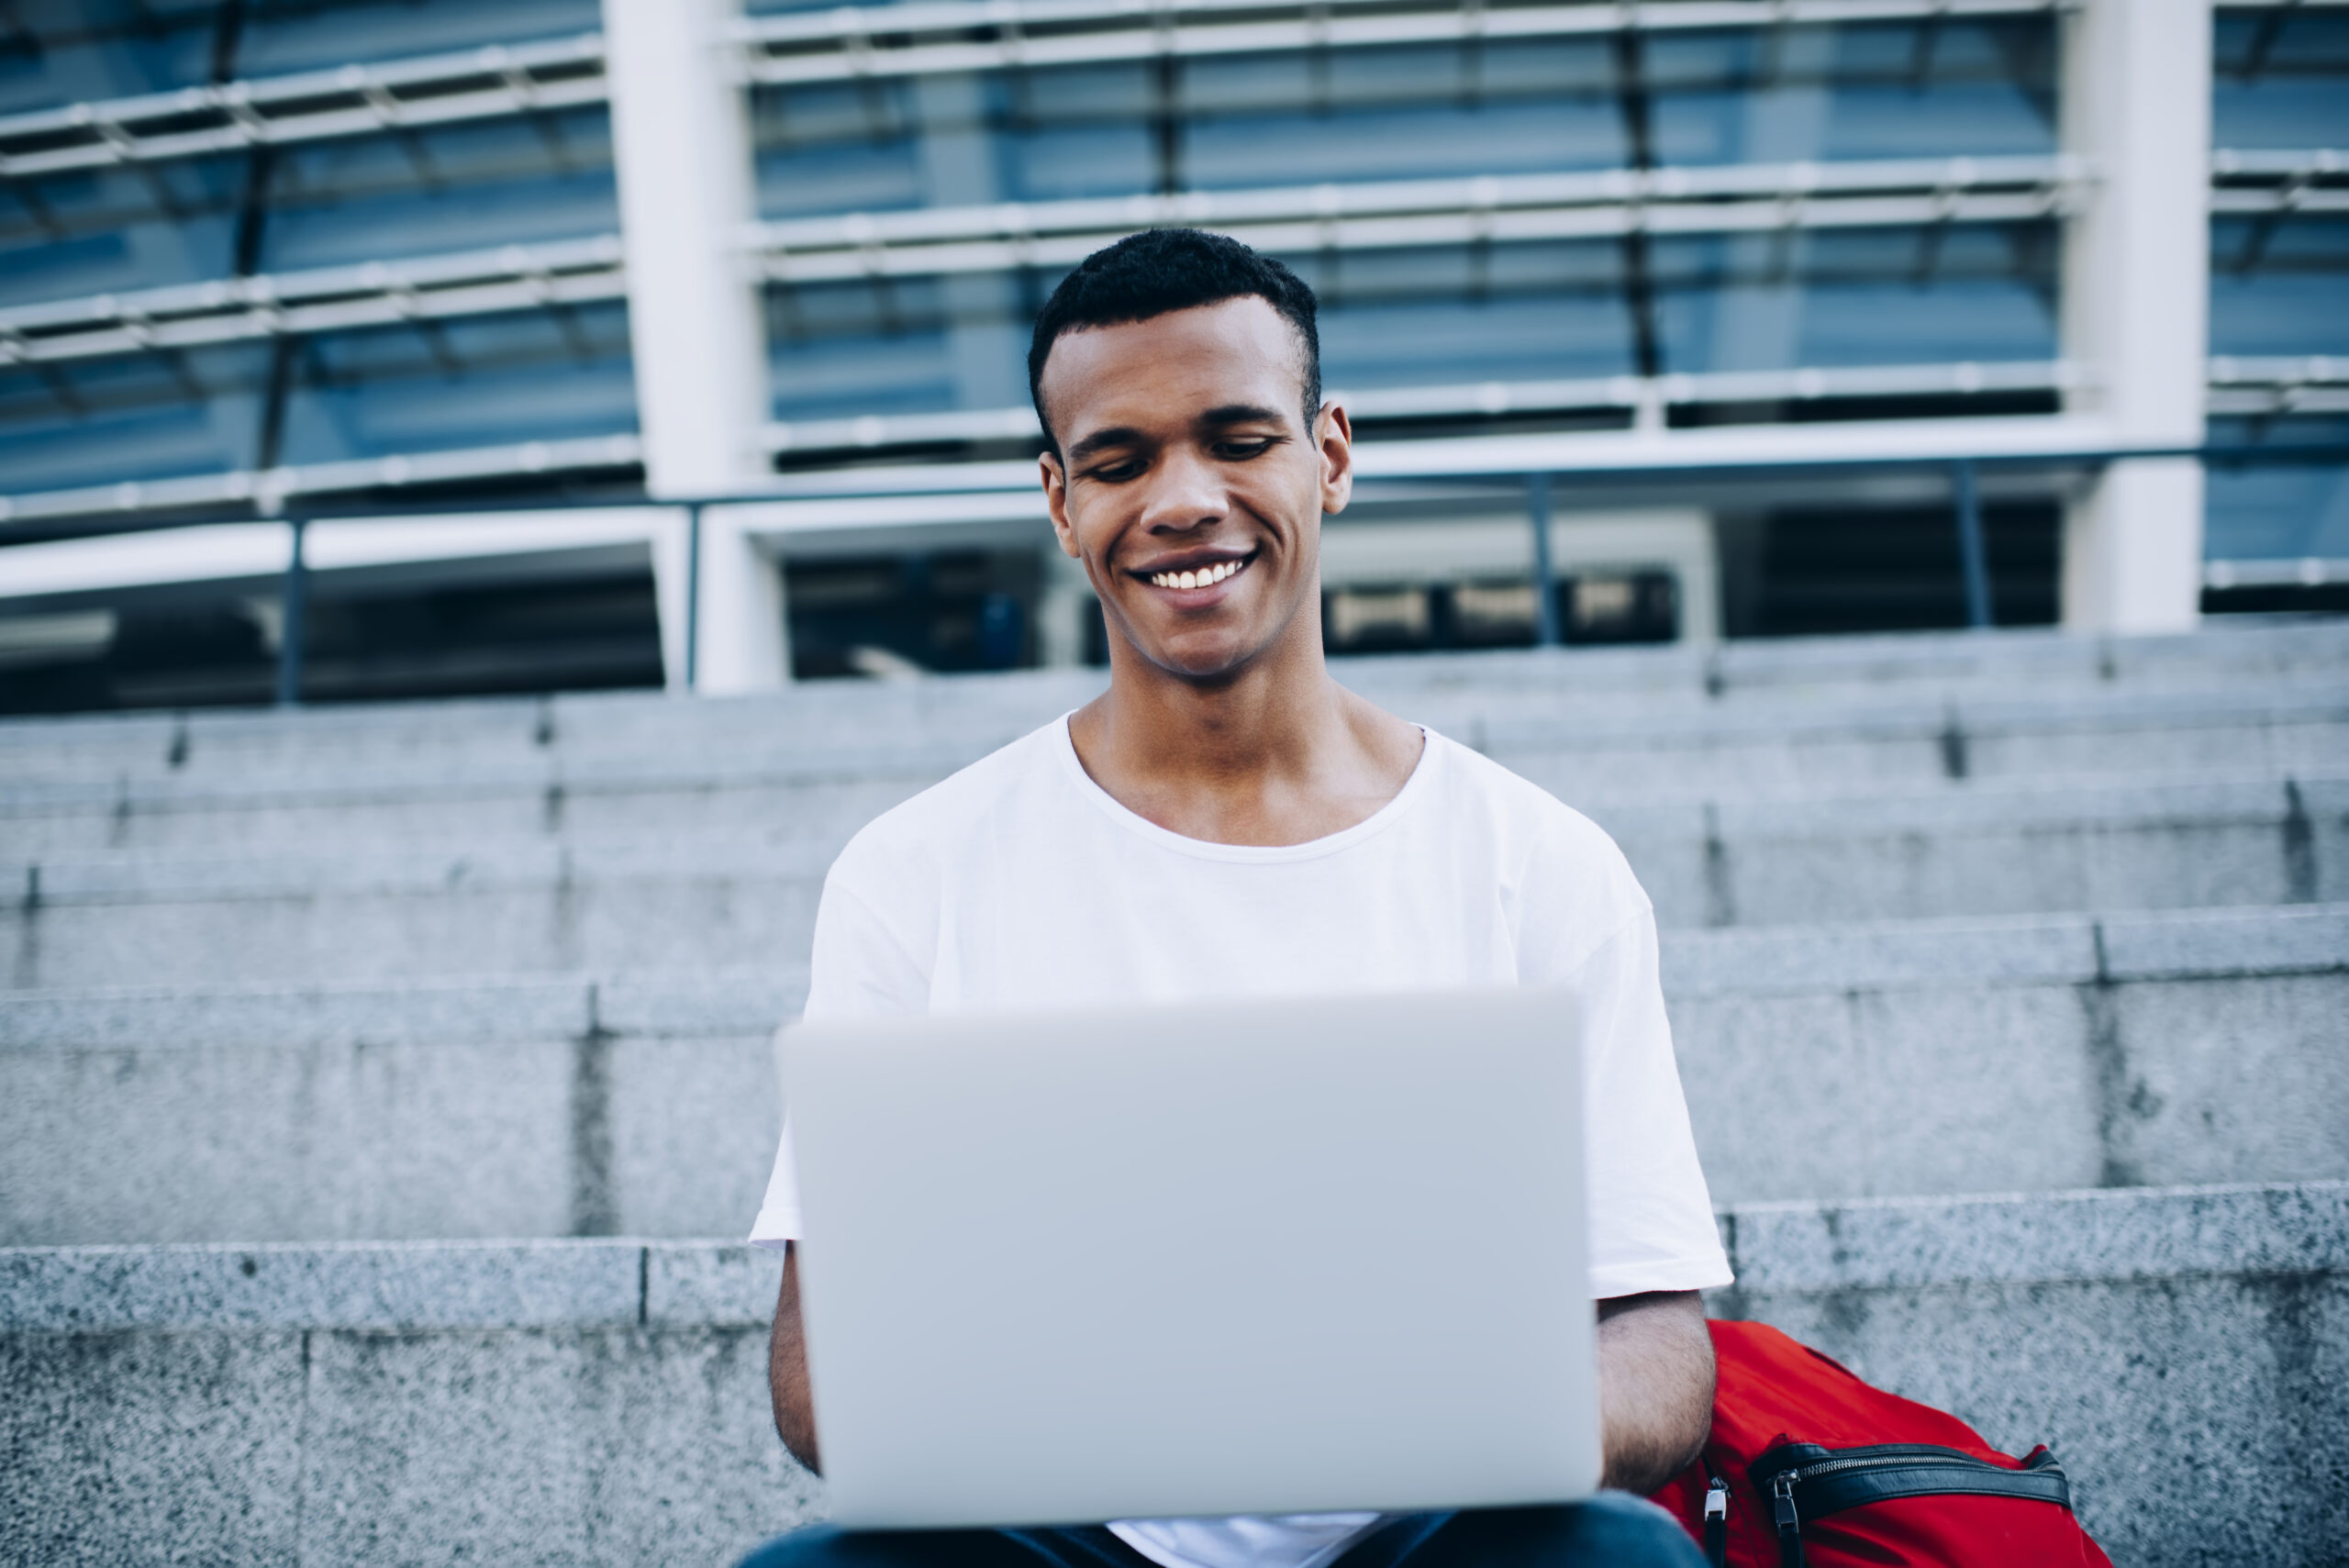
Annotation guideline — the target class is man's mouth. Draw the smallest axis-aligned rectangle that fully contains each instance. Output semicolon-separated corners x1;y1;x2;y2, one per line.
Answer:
1140;553;1255;592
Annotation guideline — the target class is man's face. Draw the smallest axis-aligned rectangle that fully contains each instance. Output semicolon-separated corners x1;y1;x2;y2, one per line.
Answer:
1039;295;1352;682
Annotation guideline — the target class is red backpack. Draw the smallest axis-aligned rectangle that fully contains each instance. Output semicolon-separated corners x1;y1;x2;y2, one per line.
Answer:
1647;1321;2115;1568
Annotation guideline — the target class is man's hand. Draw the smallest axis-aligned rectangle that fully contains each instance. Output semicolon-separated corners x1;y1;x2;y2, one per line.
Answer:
1596;1291;1714;1494
769;1244;821;1473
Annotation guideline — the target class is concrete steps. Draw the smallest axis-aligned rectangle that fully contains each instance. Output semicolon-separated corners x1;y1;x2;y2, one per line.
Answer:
5;622;2347;1565
6;905;2341;1246
9;621;2347;790
6;770;2341;987
6;684;2346;857
5;1182;2341;1568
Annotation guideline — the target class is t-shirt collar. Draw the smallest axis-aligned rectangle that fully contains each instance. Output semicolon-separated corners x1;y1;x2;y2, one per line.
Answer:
1051;711;1439;863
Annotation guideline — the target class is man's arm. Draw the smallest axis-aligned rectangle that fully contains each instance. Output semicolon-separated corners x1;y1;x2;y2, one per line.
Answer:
769;1244;821;1473
1596;1290;1714;1494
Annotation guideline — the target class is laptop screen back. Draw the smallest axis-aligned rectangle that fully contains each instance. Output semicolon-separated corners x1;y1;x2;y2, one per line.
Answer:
781;986;1598;1529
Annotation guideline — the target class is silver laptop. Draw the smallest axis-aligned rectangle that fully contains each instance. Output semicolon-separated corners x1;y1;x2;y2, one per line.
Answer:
778;987;1598;1529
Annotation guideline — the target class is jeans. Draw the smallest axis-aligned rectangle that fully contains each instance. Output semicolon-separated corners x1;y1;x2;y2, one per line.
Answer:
737;1498;1706;1568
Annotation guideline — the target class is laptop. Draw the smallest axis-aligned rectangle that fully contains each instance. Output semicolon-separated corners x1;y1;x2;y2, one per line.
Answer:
778;986;1598;1529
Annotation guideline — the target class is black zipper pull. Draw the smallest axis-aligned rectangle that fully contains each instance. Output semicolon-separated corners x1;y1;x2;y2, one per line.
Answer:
1702;1474;1730;1568
1772;1473;1805;1568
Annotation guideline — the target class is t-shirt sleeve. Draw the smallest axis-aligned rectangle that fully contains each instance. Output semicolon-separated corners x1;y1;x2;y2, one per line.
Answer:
1560;907;1732;1297
748;873;930;1249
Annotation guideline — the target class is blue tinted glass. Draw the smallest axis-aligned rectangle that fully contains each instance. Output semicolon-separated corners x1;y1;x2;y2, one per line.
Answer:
274;302;636;463
261;110;618;271
2212;14;2349;148
0;210;235;306
1319;294;1635;390
0;343;270;489
1651;224;2057;373
1648;20;2056;165
758;136;927;218
1186;99;1625;188
0;0;599;115
2210;218;2349;356
769;276;965;419
2206;458;2349;561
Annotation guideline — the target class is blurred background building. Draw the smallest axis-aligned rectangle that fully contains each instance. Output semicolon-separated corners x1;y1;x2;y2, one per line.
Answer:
0;0;2342;711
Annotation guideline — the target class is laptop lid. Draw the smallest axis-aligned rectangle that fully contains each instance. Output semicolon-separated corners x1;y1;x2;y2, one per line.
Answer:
780;986;1598;1529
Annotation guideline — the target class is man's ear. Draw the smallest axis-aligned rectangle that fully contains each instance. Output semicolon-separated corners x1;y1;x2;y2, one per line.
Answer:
1041;450;1082;560
1317;400;1354;517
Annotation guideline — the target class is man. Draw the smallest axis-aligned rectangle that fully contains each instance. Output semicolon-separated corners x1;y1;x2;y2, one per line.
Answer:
740;229;1724;1568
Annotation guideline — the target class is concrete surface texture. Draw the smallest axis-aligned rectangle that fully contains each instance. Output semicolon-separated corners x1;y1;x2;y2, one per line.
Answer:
6;906;2344;1245
2;622;2346;1565
3;1184;2341;1568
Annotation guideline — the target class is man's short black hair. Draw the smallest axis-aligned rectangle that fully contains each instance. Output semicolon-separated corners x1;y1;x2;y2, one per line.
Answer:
1027;228;1321;456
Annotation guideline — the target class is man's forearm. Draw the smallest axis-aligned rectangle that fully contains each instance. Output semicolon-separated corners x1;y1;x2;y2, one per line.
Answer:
769;1245;822;1473
1595;1290;1714;1494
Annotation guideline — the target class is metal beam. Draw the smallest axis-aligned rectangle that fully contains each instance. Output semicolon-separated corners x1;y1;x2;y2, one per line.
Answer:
1953;459;1993;628
0;33;607;178
1527;473;1559;645
2208;356;2349;416
0;234;625;365
747;155;2081;284
274;514;306;706
14;0;2325;183
763;360;2080;456
0;432;644;526
734;0;2070;89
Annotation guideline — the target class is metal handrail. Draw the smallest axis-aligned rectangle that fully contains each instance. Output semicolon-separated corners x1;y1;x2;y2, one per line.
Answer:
5;436;2341;703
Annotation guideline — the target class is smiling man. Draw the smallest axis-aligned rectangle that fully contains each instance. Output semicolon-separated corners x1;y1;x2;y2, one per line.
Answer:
740;230;1723;1568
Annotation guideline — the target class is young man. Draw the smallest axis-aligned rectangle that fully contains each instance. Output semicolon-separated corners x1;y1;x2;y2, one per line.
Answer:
740;229;1724;1568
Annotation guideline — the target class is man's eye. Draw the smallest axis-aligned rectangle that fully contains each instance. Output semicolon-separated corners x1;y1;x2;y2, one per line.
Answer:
1216;439;1277;460
1086;460;1145;483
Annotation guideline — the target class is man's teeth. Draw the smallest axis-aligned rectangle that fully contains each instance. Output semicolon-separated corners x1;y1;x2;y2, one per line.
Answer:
1151;558;1248;590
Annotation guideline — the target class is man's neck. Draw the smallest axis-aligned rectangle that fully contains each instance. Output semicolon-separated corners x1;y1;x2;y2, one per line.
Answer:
1067;621;1423;847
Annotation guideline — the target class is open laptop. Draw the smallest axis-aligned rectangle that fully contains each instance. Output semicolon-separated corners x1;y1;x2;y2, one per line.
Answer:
778;987;1598;1529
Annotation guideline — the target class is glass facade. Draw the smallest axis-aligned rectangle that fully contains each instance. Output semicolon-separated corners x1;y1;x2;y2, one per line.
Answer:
2206;7;2349;575
0;2;2342;708
0;0;630;496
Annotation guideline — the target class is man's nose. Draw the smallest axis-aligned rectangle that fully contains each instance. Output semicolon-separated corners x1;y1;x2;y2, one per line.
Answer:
1137;445;1229;533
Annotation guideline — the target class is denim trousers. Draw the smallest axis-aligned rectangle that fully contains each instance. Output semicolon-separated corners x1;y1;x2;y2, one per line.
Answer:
737;1497;1706;1568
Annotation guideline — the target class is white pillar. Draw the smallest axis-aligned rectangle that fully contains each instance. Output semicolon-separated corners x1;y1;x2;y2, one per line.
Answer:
2057;0;2211;633
603;0;789;688
646;506;694;691
696;507;795;690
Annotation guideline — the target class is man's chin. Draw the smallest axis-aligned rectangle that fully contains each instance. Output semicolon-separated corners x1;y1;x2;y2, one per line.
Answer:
1128;628;1273;686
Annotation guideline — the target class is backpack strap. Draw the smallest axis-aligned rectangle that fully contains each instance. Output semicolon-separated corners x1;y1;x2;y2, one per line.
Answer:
1701;1471;1730;1568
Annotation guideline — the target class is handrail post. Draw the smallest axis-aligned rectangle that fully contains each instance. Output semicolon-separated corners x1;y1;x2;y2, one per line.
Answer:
684;500;703;693
275;515;308;706
1952;460;1993;630
1528;472;1559;647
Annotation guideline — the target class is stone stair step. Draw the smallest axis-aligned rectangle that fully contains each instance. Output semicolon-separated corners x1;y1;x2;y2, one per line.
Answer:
8;622;2346;790
6;685;2345;864
6;906;2340;1246
5;1181;2339;1568
8;773;2342;988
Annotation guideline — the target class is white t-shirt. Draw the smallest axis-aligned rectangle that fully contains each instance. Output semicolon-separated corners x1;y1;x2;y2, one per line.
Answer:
751;714;1731;1568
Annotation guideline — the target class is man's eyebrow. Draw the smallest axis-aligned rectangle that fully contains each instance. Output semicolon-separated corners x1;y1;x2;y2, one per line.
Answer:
1197;403;1287;428
1067;426;1146;463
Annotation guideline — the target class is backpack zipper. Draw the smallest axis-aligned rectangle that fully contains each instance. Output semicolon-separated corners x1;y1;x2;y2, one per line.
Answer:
1748;1441;2076;1565
1769;1473;1802;1568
